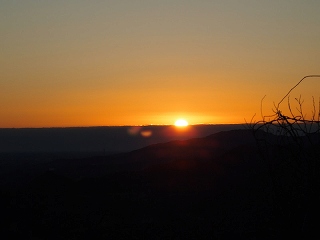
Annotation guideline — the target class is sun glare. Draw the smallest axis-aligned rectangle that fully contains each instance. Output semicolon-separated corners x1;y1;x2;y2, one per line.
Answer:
174;119;188;127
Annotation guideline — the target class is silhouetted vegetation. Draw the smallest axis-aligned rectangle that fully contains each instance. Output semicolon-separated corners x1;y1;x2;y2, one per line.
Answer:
250;75;320;237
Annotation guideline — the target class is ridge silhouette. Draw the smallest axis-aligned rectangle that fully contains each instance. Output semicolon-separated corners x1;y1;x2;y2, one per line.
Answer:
1;129;319;239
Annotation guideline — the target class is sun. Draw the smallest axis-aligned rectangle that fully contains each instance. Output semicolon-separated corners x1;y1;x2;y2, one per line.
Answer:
174;119;189;127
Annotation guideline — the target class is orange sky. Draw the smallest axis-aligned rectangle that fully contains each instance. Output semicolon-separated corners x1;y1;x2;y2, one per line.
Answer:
1;1;320;127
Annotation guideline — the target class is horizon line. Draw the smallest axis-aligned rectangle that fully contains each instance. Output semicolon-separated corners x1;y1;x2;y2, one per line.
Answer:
0;123;247;129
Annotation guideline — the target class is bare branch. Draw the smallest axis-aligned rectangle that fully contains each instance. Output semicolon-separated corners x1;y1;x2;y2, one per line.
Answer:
277;75;320;109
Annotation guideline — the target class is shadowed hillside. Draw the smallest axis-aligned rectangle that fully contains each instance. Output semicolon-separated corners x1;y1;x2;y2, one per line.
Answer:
1;129;319;239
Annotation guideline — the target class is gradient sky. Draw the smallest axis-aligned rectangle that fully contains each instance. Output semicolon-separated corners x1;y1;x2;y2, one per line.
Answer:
1;0;320;127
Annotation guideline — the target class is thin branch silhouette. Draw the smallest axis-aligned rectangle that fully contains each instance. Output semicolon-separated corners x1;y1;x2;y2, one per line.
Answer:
277;75;320;109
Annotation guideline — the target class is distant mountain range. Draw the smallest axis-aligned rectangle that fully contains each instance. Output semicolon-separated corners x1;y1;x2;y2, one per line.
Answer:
0;124;246;152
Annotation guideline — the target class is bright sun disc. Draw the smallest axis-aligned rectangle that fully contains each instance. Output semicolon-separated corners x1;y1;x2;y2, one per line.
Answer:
174;119;188;127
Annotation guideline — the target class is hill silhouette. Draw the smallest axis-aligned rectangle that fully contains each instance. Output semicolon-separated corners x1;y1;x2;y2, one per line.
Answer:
1;129;319;239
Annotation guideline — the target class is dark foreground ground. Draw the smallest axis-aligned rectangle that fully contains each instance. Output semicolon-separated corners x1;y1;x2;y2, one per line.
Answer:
1;129;319;239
